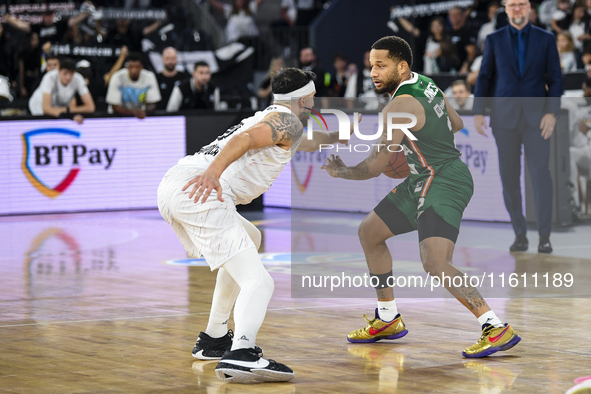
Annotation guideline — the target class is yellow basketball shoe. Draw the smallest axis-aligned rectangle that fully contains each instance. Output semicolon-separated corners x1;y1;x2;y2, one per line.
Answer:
462;323;521;358
347;309;408;343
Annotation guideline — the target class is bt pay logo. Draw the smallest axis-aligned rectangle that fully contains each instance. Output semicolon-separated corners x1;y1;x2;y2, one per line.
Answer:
21;128;117;198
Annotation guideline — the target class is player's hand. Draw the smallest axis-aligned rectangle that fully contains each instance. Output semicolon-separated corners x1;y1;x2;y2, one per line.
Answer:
134;109;147;119
182;170;224;204
474;115;488;137
339;113;362;146
321;154;347;178
540;113;556;140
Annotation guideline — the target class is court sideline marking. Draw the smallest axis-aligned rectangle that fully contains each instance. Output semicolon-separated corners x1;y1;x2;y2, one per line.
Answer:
0;299;449;328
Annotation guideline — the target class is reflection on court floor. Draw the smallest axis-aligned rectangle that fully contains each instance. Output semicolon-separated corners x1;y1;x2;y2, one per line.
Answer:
0;209;589;393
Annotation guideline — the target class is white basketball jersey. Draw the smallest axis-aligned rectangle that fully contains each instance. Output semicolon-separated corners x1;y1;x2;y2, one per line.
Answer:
178;105;301;204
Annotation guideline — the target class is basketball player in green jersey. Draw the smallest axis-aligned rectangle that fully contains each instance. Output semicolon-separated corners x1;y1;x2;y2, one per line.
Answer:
322;36;521;358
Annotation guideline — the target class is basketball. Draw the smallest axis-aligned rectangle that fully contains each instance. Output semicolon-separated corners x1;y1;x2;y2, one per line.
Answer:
383;151;410;179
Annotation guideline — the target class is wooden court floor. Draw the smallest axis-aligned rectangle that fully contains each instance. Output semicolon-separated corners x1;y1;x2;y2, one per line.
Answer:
1;210;590;394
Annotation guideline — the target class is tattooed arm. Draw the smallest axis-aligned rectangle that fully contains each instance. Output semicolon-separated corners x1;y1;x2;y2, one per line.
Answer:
259;112;304;149
298;114;362;152
321;130;396;180
183;112;302;203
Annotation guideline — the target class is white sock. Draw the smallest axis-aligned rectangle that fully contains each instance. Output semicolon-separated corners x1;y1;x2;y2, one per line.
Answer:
222;248;274;350
377;300;398;322
205;267;240;338
477;310;504;328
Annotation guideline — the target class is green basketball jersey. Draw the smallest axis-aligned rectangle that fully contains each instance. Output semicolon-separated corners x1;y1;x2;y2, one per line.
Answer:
392;73;461;194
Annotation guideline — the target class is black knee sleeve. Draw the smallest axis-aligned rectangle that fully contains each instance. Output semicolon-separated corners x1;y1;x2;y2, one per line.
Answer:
417;207;459;244
374;198;415;236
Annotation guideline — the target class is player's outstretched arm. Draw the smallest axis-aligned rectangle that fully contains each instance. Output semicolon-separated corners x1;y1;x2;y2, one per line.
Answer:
321;128;401;180
183;112;303;203
298;114;362;152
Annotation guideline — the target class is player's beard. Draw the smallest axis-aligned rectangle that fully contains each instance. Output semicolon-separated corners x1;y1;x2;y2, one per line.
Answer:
374;69;401;94
298;110;311;123
164;64;176;72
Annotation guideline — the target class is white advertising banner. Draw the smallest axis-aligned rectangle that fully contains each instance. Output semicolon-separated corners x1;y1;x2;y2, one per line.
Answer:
1;117;186;215
264;115;525;222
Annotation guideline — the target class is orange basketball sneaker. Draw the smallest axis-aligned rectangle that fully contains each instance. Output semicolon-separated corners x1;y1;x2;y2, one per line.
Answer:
462;323;521;358
347;309;408;343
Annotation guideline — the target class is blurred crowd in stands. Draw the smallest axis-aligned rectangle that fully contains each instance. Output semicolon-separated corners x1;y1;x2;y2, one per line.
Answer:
2;0;591;120
0;0;330;117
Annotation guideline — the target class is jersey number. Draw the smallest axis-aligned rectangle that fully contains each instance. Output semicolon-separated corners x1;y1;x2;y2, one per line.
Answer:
217;121;244;141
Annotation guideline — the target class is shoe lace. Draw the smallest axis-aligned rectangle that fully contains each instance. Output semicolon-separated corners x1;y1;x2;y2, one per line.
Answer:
251;345;279;363
478;326;495;343
363;314;377;326
253;345;263;358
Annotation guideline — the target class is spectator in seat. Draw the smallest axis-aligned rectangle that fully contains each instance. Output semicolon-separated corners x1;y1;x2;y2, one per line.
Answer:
0;22;18;87
103;46;128;86
28;57;95;124
551;0;572;34
1;9;34;85
584;0;591;37
447;7;476;74
329;53;349;97
18;32;42;98
166;61;220;112
557;31;578;72
345;50;375;98
208;0;265;43
437;39;462;73
467;41;485;87
568;78;591;218
570;3;588;51
477;2;500;48
26;51;61;95
279;0;297;27
449;79;474;111
156;47;190;110
105;19;141;52
106;52;161;119
31;7;93;45
528;3;544;28
583;47;591;78
45;55;61;73
258;57;284;108
300;46;330;96
539;0;557;28
423;17;446;74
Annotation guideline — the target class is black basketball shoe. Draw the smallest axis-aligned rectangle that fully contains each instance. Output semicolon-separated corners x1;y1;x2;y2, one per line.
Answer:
215;346;295;383
192;329;233;360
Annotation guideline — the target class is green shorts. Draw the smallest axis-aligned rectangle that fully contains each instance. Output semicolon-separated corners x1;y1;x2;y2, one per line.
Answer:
379;158;474;232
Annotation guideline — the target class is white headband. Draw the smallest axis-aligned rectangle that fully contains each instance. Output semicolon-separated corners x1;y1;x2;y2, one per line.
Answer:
273;81;316;101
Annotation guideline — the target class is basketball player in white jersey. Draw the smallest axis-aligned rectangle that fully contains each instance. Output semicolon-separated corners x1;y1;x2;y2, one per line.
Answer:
157;68;348;383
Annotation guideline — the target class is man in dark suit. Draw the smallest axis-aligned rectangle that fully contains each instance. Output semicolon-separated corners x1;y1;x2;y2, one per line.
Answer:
473;0;562;253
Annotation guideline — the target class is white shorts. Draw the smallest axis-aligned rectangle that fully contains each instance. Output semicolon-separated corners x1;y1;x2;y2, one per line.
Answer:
157;165;256;270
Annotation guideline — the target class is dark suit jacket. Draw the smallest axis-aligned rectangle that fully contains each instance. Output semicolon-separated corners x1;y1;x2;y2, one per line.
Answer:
473;23;563;129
